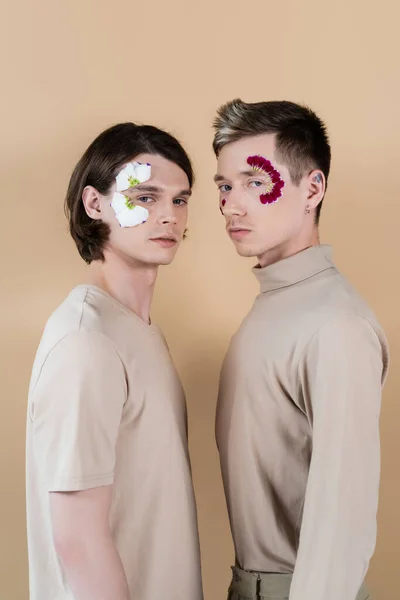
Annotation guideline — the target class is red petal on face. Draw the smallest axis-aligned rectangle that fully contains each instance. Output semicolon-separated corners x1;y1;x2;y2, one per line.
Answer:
247;155;262;169
270;171;280;183
222;198;226;206
260;193;276;205
259;181;285;205
247;155;285;205
247;155;274;173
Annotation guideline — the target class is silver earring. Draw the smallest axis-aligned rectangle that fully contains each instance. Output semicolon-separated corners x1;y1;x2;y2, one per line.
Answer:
305;206;311;215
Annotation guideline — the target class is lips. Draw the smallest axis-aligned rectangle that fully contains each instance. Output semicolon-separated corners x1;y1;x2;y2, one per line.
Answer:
149;234;178;242
228;225;251;234
228;227;251;241
149;234;178;248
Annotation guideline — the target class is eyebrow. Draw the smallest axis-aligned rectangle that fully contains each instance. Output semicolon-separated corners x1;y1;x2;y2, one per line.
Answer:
214;174;226;183
129;184;192;197
214;169;267;183
240;169;267;177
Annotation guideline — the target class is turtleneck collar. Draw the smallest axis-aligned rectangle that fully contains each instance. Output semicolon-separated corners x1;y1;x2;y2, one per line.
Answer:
252;245;335;293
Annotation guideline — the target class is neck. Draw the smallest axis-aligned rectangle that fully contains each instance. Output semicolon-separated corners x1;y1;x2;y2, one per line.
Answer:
87;251;158;324
257;226;320;268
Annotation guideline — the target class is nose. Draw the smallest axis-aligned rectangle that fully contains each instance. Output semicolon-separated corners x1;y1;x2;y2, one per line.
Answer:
156;200;178;225
222;190;247;217
157;206;177;225
160;213;177;225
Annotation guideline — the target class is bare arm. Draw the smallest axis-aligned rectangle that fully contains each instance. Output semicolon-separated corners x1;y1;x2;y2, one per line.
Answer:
50;485;129;600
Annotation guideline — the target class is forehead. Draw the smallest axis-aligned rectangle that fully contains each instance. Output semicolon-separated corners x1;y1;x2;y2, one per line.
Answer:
217;134;278;173
131;153;190;189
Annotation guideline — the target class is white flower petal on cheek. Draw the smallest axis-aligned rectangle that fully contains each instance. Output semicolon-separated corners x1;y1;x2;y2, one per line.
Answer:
133;162;151;183
111;192;128;214
111;193;149;227
116;162;152;192
115;163;135;192
118;205;149;227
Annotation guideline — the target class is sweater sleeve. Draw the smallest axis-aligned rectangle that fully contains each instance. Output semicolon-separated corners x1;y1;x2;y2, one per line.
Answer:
290;314;387;600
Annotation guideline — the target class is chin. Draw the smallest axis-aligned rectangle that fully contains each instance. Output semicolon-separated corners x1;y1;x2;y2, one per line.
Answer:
149;248;179;266
233;244;258;258
156;256;175;266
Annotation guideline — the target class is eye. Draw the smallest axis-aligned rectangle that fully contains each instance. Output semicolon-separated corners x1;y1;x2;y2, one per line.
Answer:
219;184;232;193
249;180;263;188
173;198;188;205
137;196;154;203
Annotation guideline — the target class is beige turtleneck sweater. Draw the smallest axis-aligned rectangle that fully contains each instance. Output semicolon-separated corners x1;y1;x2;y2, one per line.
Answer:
216;245;389;600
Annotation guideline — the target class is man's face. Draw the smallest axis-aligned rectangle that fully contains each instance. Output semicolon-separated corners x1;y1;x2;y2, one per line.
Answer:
215;134;317;265
97;153;191;266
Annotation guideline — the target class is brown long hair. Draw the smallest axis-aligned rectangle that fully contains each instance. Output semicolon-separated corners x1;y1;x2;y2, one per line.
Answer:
65;123;194;263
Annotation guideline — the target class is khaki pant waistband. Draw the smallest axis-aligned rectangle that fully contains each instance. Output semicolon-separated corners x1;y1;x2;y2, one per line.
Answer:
229;566;370;599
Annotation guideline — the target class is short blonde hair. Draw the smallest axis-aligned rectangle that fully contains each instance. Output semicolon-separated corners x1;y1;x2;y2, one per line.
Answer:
213;98;331;222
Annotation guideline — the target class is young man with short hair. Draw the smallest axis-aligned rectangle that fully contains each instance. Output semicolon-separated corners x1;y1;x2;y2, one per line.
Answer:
26;123;203;600
214;99;388;600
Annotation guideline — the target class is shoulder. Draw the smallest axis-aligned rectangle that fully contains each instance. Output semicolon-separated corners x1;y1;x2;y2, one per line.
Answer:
30;328;124;399
46;329;121;361
33;286;124;367
302;267;388;353
303;312;389;383
310;312;384;346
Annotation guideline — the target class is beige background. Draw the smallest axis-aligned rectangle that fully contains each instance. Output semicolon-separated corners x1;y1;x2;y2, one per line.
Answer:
1;0;399;598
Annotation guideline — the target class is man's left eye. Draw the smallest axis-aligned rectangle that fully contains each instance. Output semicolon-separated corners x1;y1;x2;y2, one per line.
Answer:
173;198;187;205
249;181;263;188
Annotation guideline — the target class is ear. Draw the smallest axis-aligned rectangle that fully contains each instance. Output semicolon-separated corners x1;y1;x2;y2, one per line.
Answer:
82;186;103;220
305;170;325;211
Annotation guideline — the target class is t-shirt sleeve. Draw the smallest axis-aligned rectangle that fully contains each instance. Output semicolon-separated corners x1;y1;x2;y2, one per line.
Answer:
290;314;387;600
30;330;127;492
